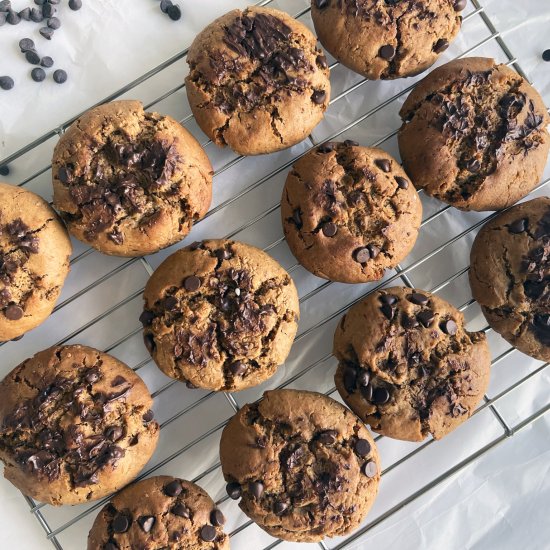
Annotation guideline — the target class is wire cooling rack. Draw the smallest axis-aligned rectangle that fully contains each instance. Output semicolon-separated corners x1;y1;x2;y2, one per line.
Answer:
1;1;549;548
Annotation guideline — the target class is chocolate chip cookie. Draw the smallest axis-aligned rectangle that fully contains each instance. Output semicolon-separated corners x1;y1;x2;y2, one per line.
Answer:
186;6;330;155
0;182;72;342
0;345;160;505
470;197;550;361
141;240;299;392
311;0;464;80
52;100;213;256
334;287;491;441
281;142;422;283
87;476;229;550
398;57;550;211
220;389;380;542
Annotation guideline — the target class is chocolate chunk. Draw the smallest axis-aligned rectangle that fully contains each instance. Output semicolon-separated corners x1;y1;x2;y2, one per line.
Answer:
322;222;337;237
229;360;246;376
183;275;201;291
0;76;14;90
343;366;357;393
353;247;371;263
417;310;435;328
317;430;338;445
5;305;23;320
137;515;155;533
395;176;409;189
200;525;217;542
31;68;46;82
274;501;288;514
433;38;449;53
215;248;232;261
375;158;391;172
40;56;54;68
164;479;182;496
312;90;327;104
39;26;54;40
210;509;225;527
0;164;9;175
409;292;428;305
167;4;181;21
508;218;528;234
25;50;41;65
105;426;123;442
226;481;242;500
53;69;67;84
172;503;190;518
139;310;154;326
163;296;178;311
112;514;130;533
362;460;378;478
68;0;82;10
318;142;335;153
142;409;154;422
248;481;264;499
380;303;394;321
379;44;395;60
372;387;390;405
354;438;371;457
453;0;467;10
357;370;370;387
361;383;373;401
160;0;172;13
440;319;457;335
19;38;35;52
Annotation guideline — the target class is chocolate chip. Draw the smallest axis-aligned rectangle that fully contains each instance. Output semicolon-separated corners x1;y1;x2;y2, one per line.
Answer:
39;26;54;40
361;383;373;401
160;0;172;13
379;44;395;60
395;176;409;189
57;165;71;183
380;294;397;306
508;218;528;234
0;0;10;11
322;222;337;237
5;305;23;320
164;479;183;496
409;293;428;305
417;310;435;328
200;525;217;542
543;49;550;62
355;438;371;457
167;4;181;21
453;0;467;10
0;76;13;90
112;514;130;533
314;0;330;8
372;387;390;405
362;460;378;478
19;7;30;20
7;9;20;24
47;16;60;29
30;7;42;21
163;296;178;311
139;310;154;326
440;319;457;335
433;38;449;53
367;244;380;258
357;370;370;387
42;3;55;17
144;333;156;353
215;248;232;261
344;139;359;147
85;370;99;384
375;158;391;172
183;275;201;291
249;481;264;500
226;481;242;500
69;0;82;9
318;430;338;445
53;69;67;84
291;208;303;229
143;409;154;422
40;56;54;68
172;503;190;518
105;426;123;442
316;54;328;69
380;303;394;321
137;515;155;533
466;158;480;173
0;164;9;176
343;366;357;393
25;50;41;65
229;360;246;376
534;313;550;330
353;247;370;263
312;90;327;104
19;38;35;52
210;509;225;527
31;68;46;82
274;501;288;514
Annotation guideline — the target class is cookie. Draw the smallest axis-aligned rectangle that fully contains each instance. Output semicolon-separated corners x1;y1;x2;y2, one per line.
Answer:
0;182;72;342
281;142;422;283
141;239;299;392
87;476;229;550
186;6;330;156
334;286;491;441
52;100;213;257
470;197;550;361
398;57;550;211
311;0;463;80
0;345;160;505
219;389;380;542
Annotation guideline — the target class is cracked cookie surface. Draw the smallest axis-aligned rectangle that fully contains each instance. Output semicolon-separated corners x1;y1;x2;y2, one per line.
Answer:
311;0;463;80
398;57;550;211
88;476;229;550
0;182;72;341
220;389;380;542
0;345;159;505
470;197;550;361
334;286;490;441
281;142;422;283
141;239;299;392
185;6;330;156
52;100;213;257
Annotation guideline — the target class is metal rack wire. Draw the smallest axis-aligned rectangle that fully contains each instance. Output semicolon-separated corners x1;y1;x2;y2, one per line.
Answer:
1;1;549;548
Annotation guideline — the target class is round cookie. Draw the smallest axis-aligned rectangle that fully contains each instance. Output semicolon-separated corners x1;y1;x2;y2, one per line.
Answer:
52;100;213;256
0;182;72;342
469;197;550;361
219;389;380;542
141;240;299;392
186;6;330;156
0;345;160;505
398;57;550;211
334;286;491;441
281;142;422;283
87;476;229;550
311;0;463;80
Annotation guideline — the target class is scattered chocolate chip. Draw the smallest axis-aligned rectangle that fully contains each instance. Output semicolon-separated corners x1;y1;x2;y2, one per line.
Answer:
42;3;55;17
105;426;123;442
160;0;172;13
362;460;378;478
344;139;359;147
409;292;428;305
229;360;246;376
433;38;449;53
417;310;435;328
5;305;23;320
379;44;395;60
0;0;10;11
210;509;225;527
248;481;264;500
47;16;60;29
440;319;457;335
375;158;391;172
380;303;394;321
354;438;371;457
30;7;42;22
318;430;338;445
19;38;35;52
39;26;54;40
25;50;41;65
31;68;46;82
322;221;337;237
226;481;242;500
143;409;154;422
343;366;357;393
312;90;327;104
167;4;181;21
138;515;155;533
453;0;467;10
372;387;390;405
395;176;409;189
0;76;12;90
112;514;130;534
172;503;190;518
0;164;9;176
508;218;528;234
52;69;67;84
353;247;370;263
200;525;217;542
543;50;550;62
7;9;20;24
164;479;182;496
361;383;373;401
68;0;82;10
19;7;30;20
183;275;201;291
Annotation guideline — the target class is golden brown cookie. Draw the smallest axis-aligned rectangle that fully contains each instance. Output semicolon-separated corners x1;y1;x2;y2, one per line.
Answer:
87;476;229;550
470;197;550;362
398;57;550;211
186;6;330;155
0;345;159;505
281;141;422;283
52;100;213;256
141;240;299;392
334;287;491;441
311;0;464;80
0;182;72;341
220;389;380;542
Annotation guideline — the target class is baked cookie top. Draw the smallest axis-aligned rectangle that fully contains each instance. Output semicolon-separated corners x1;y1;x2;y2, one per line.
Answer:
220;389;380;542
186;6;330;155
